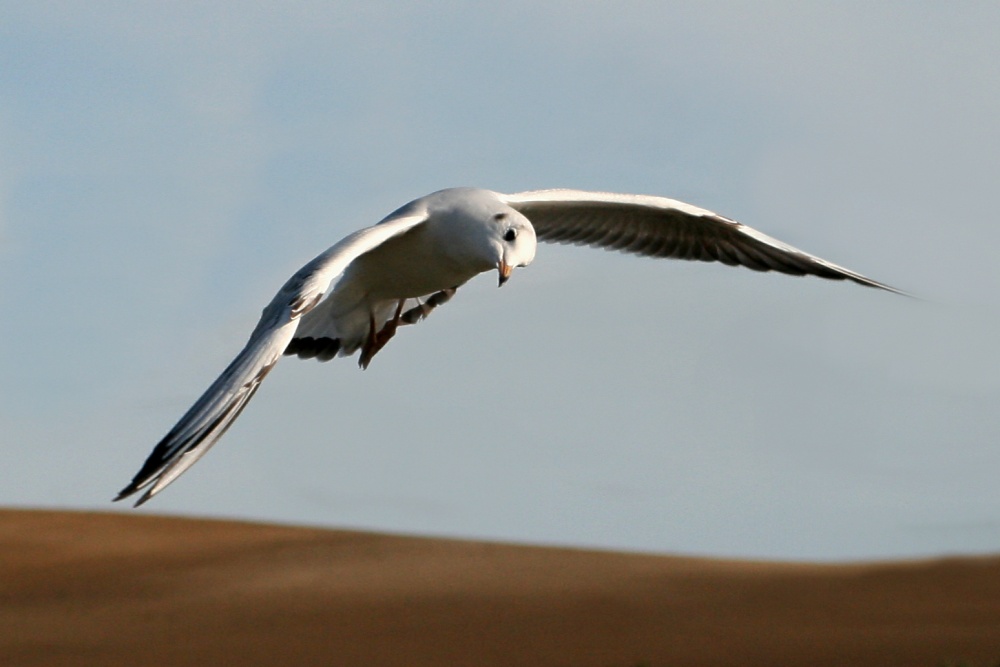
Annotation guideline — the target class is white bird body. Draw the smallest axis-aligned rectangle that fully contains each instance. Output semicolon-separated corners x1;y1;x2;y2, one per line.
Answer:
295;188;536;358
115;186;903;506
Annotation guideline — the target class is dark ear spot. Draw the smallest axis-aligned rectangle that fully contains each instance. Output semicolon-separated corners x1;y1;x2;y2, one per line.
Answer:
493;212;507;221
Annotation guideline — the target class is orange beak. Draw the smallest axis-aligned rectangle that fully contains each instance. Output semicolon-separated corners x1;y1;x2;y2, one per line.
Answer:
498;261;512;287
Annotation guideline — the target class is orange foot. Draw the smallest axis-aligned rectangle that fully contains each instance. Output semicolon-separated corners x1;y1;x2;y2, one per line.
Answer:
359;299;405;369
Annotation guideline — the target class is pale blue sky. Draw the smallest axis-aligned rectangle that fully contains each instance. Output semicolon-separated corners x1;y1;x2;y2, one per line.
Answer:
2;2;999;560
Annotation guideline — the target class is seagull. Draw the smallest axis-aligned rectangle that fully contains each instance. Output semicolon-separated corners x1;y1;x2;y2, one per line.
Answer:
115;187;904;506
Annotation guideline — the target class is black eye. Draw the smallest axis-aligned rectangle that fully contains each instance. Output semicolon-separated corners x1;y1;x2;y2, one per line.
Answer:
503;228;517;242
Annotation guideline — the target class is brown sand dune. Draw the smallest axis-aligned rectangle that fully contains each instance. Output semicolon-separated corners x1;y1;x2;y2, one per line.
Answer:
1;510;998;667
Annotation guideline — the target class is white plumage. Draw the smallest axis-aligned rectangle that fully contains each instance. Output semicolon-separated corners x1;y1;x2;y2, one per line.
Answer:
115;187;902;506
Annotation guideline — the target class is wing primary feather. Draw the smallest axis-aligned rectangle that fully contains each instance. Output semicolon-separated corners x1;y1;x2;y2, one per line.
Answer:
711;241;742;266
116;209;432;505
133;375;264;506
114;332;286;505
503;190;906;295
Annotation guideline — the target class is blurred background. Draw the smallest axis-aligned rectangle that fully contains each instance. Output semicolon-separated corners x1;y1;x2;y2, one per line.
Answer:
1;2;998;561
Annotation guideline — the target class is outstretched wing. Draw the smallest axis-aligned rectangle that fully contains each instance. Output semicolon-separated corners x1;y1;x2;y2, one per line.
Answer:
501;189;905;294
115;211;429;506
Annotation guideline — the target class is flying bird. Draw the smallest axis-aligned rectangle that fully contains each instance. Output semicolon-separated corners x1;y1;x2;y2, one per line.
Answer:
115;187;903;506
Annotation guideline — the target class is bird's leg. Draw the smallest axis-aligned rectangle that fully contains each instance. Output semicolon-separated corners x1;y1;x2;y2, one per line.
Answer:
377;298;406;343
359;299;406;369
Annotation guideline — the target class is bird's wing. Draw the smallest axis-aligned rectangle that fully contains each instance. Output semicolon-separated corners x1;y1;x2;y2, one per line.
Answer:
115;211;430;506
501;189;905;294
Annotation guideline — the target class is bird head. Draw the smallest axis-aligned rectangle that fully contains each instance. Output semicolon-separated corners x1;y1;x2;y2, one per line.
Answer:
491;207;536;286
422;188;537;287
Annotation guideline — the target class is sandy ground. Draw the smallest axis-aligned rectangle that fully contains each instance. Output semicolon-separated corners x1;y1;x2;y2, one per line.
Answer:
1;510;998;667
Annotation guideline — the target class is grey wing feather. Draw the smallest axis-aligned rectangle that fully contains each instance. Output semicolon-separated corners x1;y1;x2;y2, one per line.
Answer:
115;211;430;506
502;189;906;294
113;320;292;506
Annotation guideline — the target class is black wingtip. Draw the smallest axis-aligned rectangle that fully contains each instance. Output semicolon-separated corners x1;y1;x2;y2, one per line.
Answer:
132;490;154;508
857;277;916;299
285;336;341;361
112;487;133;503
113;475;153;504
113;484;154;507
